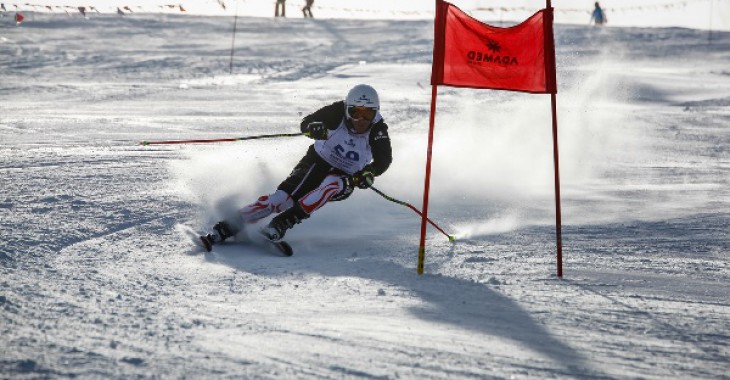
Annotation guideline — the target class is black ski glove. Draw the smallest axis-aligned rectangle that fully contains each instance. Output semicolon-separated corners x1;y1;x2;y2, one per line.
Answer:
351;170;374;189
303;122;328;140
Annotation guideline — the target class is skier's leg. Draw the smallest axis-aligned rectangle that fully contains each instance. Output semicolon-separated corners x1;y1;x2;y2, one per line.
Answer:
202;189;292;249
237;189;293;224
298;174;351;214
278;149;335;202
206;150;332;246
262;174;352;241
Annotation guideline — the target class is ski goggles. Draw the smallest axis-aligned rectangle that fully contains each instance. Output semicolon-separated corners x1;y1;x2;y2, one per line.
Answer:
347;106;376;122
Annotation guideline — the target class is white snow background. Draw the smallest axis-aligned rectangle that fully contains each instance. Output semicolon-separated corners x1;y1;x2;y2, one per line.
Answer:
1;3;729;379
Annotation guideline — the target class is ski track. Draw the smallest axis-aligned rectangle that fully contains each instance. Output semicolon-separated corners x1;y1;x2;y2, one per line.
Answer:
2;13;729;379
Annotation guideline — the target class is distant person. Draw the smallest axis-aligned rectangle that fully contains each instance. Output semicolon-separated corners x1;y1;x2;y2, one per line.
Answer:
275;0;286;17
590;2;607;26
14;12;23;25
302;0;314;18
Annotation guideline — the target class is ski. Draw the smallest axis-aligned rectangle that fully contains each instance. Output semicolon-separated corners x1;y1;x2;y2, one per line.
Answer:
191;230;294;257
254;227;294;256
196;231;293;256
177;222;294;257
268;240;294;256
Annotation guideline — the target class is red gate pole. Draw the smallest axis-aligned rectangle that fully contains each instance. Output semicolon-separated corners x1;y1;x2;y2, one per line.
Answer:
545;0;563;278
417;84;439;275
551;92;563;278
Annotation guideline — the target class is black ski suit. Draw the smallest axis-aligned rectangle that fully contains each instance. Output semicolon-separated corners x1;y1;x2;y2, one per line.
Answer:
278;100;392;202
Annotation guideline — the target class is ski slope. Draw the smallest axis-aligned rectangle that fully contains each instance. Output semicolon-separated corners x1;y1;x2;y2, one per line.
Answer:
1;12;729;379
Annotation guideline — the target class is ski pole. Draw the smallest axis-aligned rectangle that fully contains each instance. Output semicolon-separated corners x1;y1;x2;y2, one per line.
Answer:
139;132;303;146
370;186;455;242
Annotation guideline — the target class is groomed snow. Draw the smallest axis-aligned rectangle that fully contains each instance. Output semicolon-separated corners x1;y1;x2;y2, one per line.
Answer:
1;12;729;379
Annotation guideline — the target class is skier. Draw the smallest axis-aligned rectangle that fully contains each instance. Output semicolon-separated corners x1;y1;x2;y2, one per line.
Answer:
590;2;607;26
275;0;286;17
201;84;392;251
302;0;314;18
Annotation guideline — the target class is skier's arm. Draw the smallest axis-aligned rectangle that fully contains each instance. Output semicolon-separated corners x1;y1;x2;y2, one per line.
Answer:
300;101;344;134
366;122;392;176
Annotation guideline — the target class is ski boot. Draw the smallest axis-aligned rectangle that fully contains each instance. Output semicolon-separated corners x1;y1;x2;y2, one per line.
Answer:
261;204;309;242
200;221;236;252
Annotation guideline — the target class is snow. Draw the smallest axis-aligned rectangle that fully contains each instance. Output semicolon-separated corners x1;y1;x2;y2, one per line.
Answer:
2;10;729;379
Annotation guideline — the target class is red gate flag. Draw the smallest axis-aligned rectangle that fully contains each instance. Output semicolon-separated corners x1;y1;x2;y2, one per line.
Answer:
431;0;556;94
419;0;563;277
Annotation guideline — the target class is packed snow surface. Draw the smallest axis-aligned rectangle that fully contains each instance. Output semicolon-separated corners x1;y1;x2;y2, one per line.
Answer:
1;12;729;379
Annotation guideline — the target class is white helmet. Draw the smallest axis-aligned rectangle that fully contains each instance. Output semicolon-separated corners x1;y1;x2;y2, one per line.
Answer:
345;84;380;113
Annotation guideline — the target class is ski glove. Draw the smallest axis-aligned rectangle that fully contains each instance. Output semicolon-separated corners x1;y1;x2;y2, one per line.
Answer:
351;170;374;189
303;122;328;140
